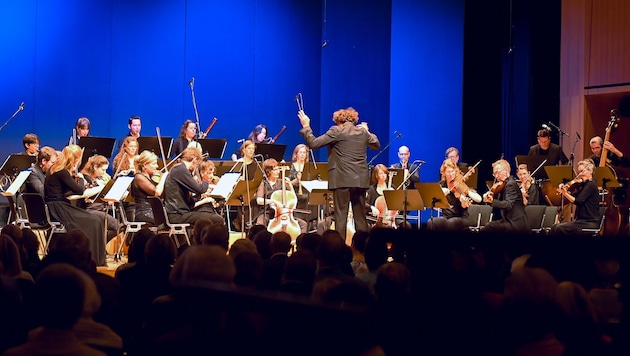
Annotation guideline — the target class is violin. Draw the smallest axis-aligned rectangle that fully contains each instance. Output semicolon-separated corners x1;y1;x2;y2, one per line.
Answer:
558;177;584;194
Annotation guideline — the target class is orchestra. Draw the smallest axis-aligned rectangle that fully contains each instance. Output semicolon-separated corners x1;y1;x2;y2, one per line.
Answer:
3;105;630;264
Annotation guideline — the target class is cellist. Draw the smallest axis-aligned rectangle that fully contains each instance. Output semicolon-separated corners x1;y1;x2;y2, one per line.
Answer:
254;158;307;235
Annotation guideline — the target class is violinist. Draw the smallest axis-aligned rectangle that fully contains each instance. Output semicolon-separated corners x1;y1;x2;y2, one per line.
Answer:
427;159;481;231
112;136;139;177
549;159;601;235
254;158;307;233
44;144;106;266
131;150;169;225
192;160;223;216
480;159;529;234
516;164;539;206
163;147;224;226
79;154;119;241
171;119;198;158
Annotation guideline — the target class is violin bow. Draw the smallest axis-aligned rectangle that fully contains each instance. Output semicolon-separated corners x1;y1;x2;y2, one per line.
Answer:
156;127;169;173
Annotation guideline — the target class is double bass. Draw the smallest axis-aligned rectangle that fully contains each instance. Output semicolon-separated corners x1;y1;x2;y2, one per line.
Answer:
267;166;302;240
600;113;621;235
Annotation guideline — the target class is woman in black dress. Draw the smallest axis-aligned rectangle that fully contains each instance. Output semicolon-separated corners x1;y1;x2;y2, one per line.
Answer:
44;144;106;266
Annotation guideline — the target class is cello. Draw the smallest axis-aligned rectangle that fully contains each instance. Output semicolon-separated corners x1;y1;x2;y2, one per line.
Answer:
267;165;302;240
374;171;398;228
600;113;621;235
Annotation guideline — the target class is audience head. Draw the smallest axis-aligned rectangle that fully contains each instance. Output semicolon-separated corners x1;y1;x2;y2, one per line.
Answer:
192;217;214;245
270;231;292;255
232;251;263;289
228;238;258;258
374;262;411;302
296;232;321;254
317;230;347;267
253;230;272;260
169;245;236;287
247;224;267;241
145;233;177;267
0;234;23;278
201;224;229;251
46;229;93;272
127;227;156;264
34;263;85;329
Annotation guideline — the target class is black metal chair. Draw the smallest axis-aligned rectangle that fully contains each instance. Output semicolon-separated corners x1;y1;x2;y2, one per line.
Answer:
525;205;547;234
21;193;67;254
468;204;493;232
541;206;559;234
147;196;190;247
582;207;608;236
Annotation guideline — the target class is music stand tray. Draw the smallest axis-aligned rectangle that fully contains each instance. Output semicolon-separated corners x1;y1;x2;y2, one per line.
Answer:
593;167;621;188
225;179;262;207
0;155;36;177
383;189;425;212
303;162;328;181
544;166;574;187
516;155;550;180
389;169;405;190
214;161;238;176
255;143;287;161
415;182;451;209
197;138;227;159
137;136;173;159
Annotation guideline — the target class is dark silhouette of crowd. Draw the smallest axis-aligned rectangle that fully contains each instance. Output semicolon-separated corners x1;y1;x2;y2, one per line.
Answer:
1;219;629;355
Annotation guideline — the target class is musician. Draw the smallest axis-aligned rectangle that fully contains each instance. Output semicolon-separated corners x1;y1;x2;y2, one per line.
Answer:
298;107;380;239
117;115;141;150
79;154;119;241
20;133;40;156
24;146;58;196
481;159;529;234
254;158;307;233
112;136;139;177
365;164;409;229
44;144;106;266
288;144;310;211
230;140;261;231
428;159;482;231
445;146;471;173
528;129;568;165
172;119;198;158
163;146;224;226
231;124;270;161
68;117;90;145
588;136;630;168
549;159;601;234
516;164;539;206
130;150;168;225
390;145;420;189
193;160;223;216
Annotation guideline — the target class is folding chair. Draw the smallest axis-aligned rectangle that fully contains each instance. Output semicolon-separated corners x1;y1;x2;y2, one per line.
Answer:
525;205;547;234
582;207;607;237
541;206;559;234
467;204;482;232
115;203;148;260
21;193;67;254
147;196;190;247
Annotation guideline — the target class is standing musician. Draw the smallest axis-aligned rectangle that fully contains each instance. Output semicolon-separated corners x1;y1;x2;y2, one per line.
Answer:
528;129;568;166
171;119;198;158
44;144;106;266
163;147;224;226
390;145;420;188
428;159;482;231
549;159;601;234
481;159;529;234
516;163;539;206
79;154;119;241
113;136;139;177
588;136;630;168
298;107;380;239
254;158;307;233
130;150;169;225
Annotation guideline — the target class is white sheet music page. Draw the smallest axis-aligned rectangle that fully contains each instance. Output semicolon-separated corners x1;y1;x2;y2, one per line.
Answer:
1;170;31;197
210;172;241;199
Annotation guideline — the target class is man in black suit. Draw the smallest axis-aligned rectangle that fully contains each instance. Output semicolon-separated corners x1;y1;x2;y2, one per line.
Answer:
25;146;58;196
298;107;380;239
390;145;421;189
481;159;529;234
528;129;568;166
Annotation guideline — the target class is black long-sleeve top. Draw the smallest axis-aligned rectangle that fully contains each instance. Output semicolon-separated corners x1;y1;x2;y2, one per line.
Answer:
44;170;85;203
163;162;208;215
573;179;601;221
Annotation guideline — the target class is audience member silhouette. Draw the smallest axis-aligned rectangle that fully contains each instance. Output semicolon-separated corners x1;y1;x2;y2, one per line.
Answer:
20;227;43;279
191;217;213;245
295;231;321;254
260;231;292;291
279;249;317;296
201;223;230;251
252;229;272;260
228;238;258;258
232;250;264;290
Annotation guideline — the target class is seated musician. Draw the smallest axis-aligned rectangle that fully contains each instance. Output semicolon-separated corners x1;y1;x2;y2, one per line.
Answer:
163;147;224;226
481;159;529;234
25;146;57;196
130;150;168;225
288;143;317;226
365;164;399;228
254;158;307;234
79;154;119;241
516;164;539;206
549;159;601;235
390;145;420;189
428;159;481;231
231;140;260;231
193;160;223;216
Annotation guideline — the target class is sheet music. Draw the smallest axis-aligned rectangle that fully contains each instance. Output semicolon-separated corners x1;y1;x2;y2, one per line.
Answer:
210;172;241;199
102;176;135;202
67;185;104;201
1;170;31;197
300;180;328;193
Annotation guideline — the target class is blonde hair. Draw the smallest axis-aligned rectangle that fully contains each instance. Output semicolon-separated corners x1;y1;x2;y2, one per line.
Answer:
492;159;511;174
50;145;82;175
439;159;459;181
135;150;158;173
292;144;310;163
180;147;202;163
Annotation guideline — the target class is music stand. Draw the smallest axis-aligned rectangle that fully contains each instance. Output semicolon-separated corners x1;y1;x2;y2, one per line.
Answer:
214;161;238;176
593;166;621;189
416;183;451;225
516;155;550;180
225;177;262;236
255;143;287;161
197;138;227;159
302;162;328;181
544;166;574;209
388;169;405;190
0;155;35;178
78;137;116;169
136;136;173;159
383;189;425;228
